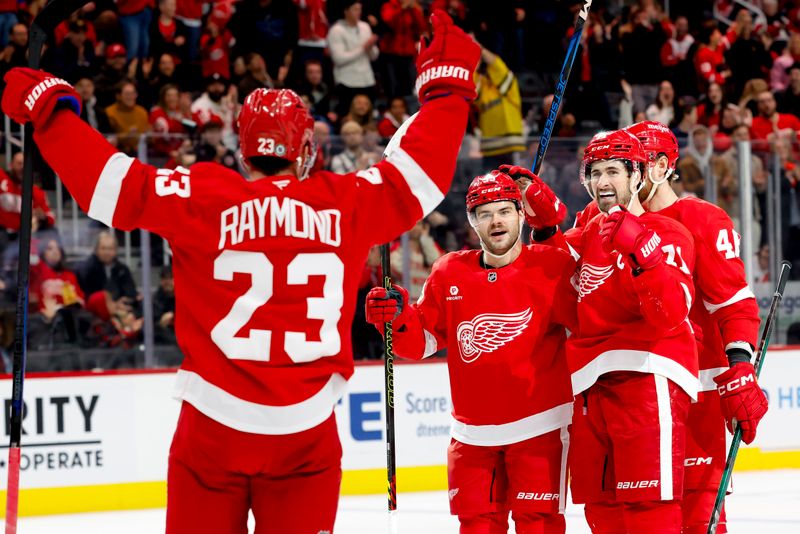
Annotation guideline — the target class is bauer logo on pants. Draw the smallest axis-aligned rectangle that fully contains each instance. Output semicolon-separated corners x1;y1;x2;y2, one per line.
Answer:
455;309;532;363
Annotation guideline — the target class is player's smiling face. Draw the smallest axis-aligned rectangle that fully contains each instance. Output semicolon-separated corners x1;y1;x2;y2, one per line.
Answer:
589;160;634;212
472;201;521;255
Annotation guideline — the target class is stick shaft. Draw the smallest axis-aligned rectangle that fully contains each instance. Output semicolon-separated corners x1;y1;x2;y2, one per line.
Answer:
380;244;398;517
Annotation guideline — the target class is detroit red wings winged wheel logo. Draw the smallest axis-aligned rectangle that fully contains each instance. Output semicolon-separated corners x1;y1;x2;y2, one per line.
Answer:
456;308;532;363
578;263;614;301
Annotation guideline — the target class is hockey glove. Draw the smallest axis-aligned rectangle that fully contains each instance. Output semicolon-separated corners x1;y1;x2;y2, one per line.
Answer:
499;164;566;229
2;68;81;129
365;284;412;330
714;361;768;444
415;9;480;102
600;206;663;273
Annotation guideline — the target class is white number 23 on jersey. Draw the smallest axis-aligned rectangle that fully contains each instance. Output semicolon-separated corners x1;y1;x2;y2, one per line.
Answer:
211;250;344;363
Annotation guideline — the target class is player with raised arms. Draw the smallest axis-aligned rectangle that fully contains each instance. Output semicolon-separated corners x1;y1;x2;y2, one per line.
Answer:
0;10;480;533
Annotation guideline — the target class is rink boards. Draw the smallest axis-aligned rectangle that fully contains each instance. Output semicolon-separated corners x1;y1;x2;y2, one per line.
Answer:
0;348;799;517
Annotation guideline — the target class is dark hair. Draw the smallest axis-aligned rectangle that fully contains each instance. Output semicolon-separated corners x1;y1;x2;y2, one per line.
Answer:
115;78;137;96
699;21;720;45
248;156;294;176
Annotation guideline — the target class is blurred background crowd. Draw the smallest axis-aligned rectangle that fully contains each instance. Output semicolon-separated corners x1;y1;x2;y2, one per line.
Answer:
1;0;800;367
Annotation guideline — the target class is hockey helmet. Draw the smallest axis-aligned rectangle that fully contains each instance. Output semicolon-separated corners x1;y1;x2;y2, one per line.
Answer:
465;170;522;212
580;129;649;198
238;88;314;168
625;120;679;170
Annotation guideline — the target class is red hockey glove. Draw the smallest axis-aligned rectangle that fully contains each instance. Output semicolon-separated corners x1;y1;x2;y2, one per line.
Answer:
365;284;412;329
499;164;566;229
600;206;663;273
2;67;81;129
415;9;480;102
713;362;768;444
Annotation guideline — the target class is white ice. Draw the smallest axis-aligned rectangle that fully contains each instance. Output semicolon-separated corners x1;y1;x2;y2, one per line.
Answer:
12;470;800;533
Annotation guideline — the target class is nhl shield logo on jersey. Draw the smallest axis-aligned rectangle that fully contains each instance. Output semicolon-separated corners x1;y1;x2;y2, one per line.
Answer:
488;271;497;282
456;308;532;363
578;263;614;301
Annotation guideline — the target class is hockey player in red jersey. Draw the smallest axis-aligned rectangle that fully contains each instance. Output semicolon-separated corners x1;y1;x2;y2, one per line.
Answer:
510;130;699;533
365;170;577;533
625;120;768;534
1;10;480;533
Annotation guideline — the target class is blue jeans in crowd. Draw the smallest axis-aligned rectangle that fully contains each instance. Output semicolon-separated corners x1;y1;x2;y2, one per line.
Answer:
0;12;18;49
119;7;152;61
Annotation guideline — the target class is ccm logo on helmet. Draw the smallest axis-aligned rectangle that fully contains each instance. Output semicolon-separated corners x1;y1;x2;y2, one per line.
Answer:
617;480;659;490
415;65;470;93
718;373;755;394
25;77;72;111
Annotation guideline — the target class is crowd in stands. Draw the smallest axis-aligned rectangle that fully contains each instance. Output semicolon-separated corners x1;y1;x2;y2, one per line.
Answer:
1;0;800;362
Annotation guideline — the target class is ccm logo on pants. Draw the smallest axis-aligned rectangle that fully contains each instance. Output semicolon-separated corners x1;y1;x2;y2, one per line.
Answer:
617;480;659;490
684;457;713;466
516;492;560;501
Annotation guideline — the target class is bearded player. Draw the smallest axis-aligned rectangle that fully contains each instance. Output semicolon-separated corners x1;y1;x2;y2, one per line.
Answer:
624;120;767;533
508;130;698;533
1;10;480;533
366;170;577;533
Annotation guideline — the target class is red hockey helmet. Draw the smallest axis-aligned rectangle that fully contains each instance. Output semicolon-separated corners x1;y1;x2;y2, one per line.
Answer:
580;130;649;199
625;120;679;170
238;88;314;167
465;170;522;212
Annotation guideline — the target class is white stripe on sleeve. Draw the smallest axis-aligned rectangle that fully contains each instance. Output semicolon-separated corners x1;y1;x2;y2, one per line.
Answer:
88;152;134;226
386;146;444;216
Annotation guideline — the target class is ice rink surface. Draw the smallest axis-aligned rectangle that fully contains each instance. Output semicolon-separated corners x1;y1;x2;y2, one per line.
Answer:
13;470;800;533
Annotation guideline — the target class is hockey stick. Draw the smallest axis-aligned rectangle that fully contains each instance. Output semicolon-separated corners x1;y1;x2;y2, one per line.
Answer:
5;2;91;532
531;0;592;175
379;244;398;533
706;260;792;534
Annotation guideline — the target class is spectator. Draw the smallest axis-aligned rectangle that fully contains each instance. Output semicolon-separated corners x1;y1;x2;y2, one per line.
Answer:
44;19;96;83
153;265;176;344
720;123;767;233
106;79;151;155
327;0;379;116
330;120;379;174
75;77;111;132
341;93;375;130
645;79;675;125
231;0;298;84
29;238;84;313
777;61;800;117
694;20;734;90
293;0;328;77
0;0;17;49
769;35;800;91
297;59;333;120
149;0;189;65
380;0;426;99
313;120;332;171
679;125;731;202
77;231;139;317
739;77;769;118
660;15;696;97
138;52;182;109
174;0;204;62
697;82;727;129
389;218;443;301
0;23;28;82
117;0;154;61
750;89;800;142
753;244;770;283
377;96;409;138
470;0;525;71
725;9;771;99
194;116;238;170
352;245;383;359
537;93;576;137
191;73;238;151
200;9;234;80
620;6;669;115
772;137;800;275
237;53;276;103
93;43;130;109
475;44;525;168
672;98;698;140
149;83;191;160
0;152;56;238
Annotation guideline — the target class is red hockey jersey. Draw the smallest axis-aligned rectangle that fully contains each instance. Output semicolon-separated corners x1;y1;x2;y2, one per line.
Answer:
34;94;469;435
567;213;700;399
393;245;578;446
657;197;759;391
